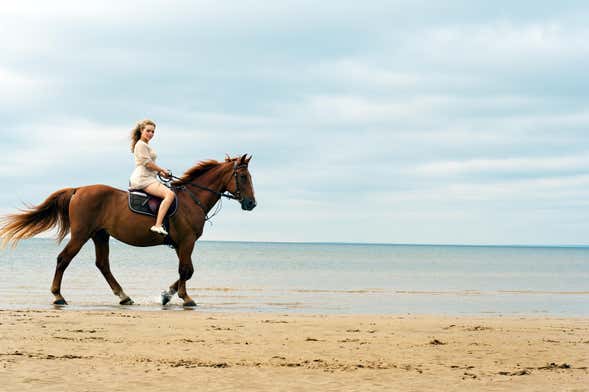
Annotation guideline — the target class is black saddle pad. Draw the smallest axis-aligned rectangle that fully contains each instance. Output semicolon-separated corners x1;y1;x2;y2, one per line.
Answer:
128;190;178;218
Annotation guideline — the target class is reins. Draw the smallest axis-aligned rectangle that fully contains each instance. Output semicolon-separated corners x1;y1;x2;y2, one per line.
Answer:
171;176;239;199
157;162;246;221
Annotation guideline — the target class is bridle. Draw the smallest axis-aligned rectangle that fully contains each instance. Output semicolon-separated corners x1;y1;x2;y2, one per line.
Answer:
228;161;247;201
160;161;248;220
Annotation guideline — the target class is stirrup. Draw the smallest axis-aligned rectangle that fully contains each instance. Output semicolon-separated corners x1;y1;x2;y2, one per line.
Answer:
150;225;168;236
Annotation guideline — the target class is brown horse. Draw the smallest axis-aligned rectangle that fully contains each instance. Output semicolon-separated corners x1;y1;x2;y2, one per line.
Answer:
0;154;256;307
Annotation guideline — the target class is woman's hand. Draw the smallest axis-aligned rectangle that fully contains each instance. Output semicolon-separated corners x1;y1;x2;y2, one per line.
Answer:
159;169;172;178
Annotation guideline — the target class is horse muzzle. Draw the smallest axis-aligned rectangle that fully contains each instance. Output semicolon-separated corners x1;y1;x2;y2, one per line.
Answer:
241;198;257;211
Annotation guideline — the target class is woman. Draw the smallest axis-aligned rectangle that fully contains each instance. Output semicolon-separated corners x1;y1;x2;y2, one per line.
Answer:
129;119;175;236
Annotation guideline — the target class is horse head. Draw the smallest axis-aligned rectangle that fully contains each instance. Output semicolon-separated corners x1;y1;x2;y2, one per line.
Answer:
225;154;256;211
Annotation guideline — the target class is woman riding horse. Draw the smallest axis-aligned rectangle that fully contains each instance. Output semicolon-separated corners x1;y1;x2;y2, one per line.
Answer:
0;154;256;307
129;119;175;236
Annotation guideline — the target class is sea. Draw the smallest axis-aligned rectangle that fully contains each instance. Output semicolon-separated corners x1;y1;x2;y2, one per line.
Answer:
0;239;587;316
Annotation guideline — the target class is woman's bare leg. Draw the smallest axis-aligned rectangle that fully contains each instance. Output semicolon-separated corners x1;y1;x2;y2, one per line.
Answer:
144;182;175;227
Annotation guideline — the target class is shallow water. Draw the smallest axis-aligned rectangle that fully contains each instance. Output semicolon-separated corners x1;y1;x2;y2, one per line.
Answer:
1;239;588;315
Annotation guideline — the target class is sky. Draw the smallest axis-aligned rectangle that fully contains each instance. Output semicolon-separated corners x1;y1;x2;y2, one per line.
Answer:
1;1;589;245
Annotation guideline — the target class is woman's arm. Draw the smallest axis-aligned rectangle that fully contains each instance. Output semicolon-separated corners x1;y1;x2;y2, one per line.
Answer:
145;161;170;177
135;142;170;177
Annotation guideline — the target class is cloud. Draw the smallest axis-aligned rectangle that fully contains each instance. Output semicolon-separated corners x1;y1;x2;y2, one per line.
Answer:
414;155;589;177
0;67;53;122
2;1;589;245
0;119;127;177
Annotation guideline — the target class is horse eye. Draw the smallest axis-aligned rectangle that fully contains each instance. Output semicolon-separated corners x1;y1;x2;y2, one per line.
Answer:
240;174;247;181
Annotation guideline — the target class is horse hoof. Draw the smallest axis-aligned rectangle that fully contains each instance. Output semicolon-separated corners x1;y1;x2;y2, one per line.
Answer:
183;300;197;308
120;297;134;305
53;299;68;305
161;291;173;306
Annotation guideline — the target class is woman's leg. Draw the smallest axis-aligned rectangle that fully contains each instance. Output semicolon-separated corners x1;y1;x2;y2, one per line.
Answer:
144;182;175;227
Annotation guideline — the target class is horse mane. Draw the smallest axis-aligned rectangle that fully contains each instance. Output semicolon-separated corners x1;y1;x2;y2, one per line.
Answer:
171;156;239;186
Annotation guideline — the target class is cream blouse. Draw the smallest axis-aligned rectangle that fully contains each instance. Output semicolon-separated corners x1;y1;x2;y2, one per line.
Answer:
129;140;158;189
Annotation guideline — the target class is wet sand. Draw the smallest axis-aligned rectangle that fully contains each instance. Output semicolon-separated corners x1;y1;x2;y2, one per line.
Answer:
1;310;587;391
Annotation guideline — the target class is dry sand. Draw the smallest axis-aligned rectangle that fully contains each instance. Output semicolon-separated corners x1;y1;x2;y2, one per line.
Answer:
1;309;587;391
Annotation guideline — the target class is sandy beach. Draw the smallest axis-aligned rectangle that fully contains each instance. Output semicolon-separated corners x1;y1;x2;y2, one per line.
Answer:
0;309;587;391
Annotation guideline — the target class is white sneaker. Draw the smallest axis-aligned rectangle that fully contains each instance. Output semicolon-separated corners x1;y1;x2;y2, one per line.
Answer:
150;225;168;236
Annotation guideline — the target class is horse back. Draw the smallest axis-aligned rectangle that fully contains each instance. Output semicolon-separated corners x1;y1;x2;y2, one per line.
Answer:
68;184;169;247
69;184;133;230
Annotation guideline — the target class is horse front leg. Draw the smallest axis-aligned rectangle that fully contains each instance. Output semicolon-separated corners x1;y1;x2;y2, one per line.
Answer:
176;242;197;307
161;280;179;306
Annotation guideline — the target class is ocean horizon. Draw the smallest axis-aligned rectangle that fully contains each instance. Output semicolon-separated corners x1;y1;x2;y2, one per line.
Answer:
1;238;587;316
25;234;589;248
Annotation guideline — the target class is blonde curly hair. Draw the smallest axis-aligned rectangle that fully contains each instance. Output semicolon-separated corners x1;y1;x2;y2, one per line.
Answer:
130;119;156;152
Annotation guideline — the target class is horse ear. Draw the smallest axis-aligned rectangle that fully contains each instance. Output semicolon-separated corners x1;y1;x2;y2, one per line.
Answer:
225;153;231;162
245;154;252;164
239;154;247;164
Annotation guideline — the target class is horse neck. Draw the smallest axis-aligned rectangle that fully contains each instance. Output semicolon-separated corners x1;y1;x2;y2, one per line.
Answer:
185;162;233;211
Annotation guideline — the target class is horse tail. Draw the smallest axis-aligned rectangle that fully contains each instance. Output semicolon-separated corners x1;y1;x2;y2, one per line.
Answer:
0;188;76;249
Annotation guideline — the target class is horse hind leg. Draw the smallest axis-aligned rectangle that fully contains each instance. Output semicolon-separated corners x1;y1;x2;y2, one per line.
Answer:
92;230;133;305
51;235;87;305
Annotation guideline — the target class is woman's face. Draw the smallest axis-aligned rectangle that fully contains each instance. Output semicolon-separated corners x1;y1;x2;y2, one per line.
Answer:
140;124;155;142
